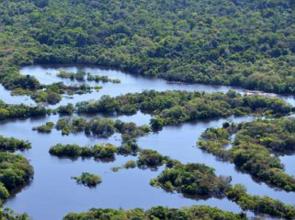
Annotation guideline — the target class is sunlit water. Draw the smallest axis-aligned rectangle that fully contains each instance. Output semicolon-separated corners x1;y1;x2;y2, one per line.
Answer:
0;65;293;220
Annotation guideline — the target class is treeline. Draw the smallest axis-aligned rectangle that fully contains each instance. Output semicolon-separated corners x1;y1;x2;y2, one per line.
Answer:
199;118;295;191
0;135;31;152
63;205;246;220
1;0;295;94
0;100;47;121
74;90;293;130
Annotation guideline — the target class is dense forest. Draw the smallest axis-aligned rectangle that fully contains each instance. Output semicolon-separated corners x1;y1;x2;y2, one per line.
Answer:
0;0;295;219
0;0;295;95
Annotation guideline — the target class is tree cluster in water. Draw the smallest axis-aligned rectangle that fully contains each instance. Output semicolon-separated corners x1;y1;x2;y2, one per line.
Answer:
75;90;293;130
0;136;33;205
199;118;295;192
72;172;102;188
0;0;295;218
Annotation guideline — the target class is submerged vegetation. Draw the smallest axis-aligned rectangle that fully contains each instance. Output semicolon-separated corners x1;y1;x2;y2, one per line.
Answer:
57;70;121;84
72;172;102;188
199;118;295;191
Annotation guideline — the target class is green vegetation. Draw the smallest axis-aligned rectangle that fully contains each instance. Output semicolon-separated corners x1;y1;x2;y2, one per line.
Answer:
57;104;75;115
226;185;295;219
137;149;169;169
0;136;31;152
151;163;231;199
0;208;30;220
75;91;293;130
72;172;102;188
0;100;47;121
57;70;121;84
33;83;93;105
57;70;86;82
87;74;121;84
64;205;246;220
123;160;137;169
0;152;33;203
151;161;295;219
1;1;295;218
0;136;33;217
55;117;150;140
33;122;54;133
199;118;295;191
49;143;117;161
12;81;94;105
117;139;140;156
1;0;295;95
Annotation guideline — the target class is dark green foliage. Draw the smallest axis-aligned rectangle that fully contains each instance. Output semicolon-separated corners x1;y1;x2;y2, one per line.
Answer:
0;136;31;152
49;143;117;161
86;73;121;84
0;208;30;220
0;100;47;121
32;83;92;105
150;158;295;218
76;91;292;129
151;163;231;198
137;149;168;169
123;160;137;169
117;139;140;156
57;70;86;81
63;205;246;220
199;118;295;191
0;152;33;197
72;172;102;188
33;122;54;133
57;104;75;115
1;0;295;94
55;117;150;140
226;185;295;219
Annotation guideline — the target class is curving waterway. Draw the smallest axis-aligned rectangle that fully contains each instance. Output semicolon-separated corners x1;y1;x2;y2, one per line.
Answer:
0;65;294;220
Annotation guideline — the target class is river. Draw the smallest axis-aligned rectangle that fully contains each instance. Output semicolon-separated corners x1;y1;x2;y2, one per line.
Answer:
0;65;294;220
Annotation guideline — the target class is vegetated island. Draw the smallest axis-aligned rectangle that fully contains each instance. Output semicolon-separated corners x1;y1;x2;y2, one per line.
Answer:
198;117;295;192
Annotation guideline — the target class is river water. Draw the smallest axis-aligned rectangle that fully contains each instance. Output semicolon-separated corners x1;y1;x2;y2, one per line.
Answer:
0;65;294;220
